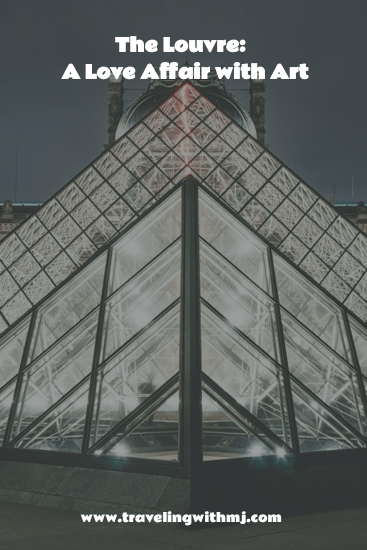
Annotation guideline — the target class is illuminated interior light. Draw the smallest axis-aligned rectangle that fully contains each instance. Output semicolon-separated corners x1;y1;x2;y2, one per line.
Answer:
275;447;286;458
111;442;130;457
248;442;266;457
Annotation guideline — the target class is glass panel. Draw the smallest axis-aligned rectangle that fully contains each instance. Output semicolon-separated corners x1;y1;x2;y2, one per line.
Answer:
0;271;20;308
270;167;298;195
36;198;67;230
236;138;263;164
291;379;362;452
2;291;32;325
9;252;41;286
31;233;62;267
220;124;246;149
333;253;365;289
350;318;367;377
125;152;154;180
52;215;82;248
0;315;8;335
241;199;270;230
74;167;104;195
288;183;317;212
57;183;86;211
123;183;153;212
104;199;136;231
102;243;180;360
28;255;106;360
205;166;234;195
202;305;289;444
157;124;185;149
109;190;181;295
90;305;180;446
174;82;200;106
274;254;352;361
143;110;170;134
283;311;366;433
11;310;98;440
142;136;170;163
202;392;274;460
293;216;323;247
328;217;358;248
85;216;117;248
45;252;77;285
0;380;17;444
70;199;103;230
174;110;201;133
93;391;179;462
160;95;185;119
173;136;200;165
345;292;367;324
348;233;367;267
0;234;27;268
66;233;97;267
199;189;271;293
202;109;229;132
190;123;216;148
94;151;121;179
23;271;55;305
322;271;351;303
189;96;215;119
308;198;337;230
252;152;280;179
139;167;169;196
0;318;30;389
15;216;47;249
299;252;329;284
205;136;232;163
313;233;343;267
107;166;136;195
189;152;216;179
256;183;285;213
200;244;278;359
274;199;303;230
221;182;250;212
12;379;90;453
278;233;308;265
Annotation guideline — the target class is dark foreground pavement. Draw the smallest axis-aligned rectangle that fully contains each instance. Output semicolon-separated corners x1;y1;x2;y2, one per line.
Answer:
0;501;367;549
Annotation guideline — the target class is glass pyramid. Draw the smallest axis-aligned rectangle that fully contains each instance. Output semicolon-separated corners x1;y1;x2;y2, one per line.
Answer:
0;81;367;469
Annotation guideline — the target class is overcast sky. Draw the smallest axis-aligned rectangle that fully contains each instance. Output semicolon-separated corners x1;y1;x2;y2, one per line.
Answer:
1;0;366;204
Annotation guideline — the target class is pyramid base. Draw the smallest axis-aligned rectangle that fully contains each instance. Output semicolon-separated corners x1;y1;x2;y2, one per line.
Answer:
1;451;367;517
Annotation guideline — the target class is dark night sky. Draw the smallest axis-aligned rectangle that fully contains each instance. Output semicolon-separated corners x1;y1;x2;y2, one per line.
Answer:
1;0;366;204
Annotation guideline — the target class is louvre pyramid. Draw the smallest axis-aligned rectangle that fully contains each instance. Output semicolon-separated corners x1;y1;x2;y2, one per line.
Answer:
1;82;367;467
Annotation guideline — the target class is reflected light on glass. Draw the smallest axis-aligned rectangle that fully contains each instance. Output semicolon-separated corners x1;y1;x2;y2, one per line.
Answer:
275;447;286;459
248;442;267;457
111;442;130;457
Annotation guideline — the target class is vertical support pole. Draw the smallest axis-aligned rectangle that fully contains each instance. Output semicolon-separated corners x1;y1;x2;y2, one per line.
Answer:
179;178;203;489
82;247;113;453
342;309;367;433
267;249;300;454
3;309;37;446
